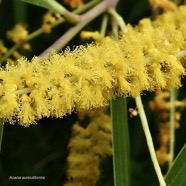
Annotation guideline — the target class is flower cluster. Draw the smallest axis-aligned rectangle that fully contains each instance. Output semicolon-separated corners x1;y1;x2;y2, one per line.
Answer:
64;0;85;9
0;6;186;125
65;109;112;186
42;12;62;33
149;90;186;165
0;41;8;58
6;24;28;43
149;0;177;12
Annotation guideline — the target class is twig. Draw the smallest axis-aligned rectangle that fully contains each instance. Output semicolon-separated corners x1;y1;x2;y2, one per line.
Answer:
0;119;4;154
135;95;166;186
107;8;127;32
0;0;102;65
40;0;118;57
21;0;80;24
100;13;109;36
168;88;176;168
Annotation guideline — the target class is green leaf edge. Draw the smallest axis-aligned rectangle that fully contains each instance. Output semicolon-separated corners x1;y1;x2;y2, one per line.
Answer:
111;97;131;186
165;144;186;186
20;0;64;14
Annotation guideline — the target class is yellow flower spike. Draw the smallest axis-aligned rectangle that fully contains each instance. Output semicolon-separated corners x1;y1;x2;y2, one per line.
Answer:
42;12;56;24
41;24;52;33
153;5;186;27
18;94;35;126
0;84;3;96
21;43;31;51
64;0;84;9
13;51;22;59
0;40;8;54
29;89;50;119
177;6;186;20
138;18;153;29
0;7;186;124
68;136;91;150
71;122;89;136
80;31;104;41
166;56;185;87
42;12;62;34
6;24;28;43
149;0;177;12
66;109;112;185
151;63;167;88
75;84;104;109
42;13;55;33
0;92;18;123
179;24;186;41
47;87;66;117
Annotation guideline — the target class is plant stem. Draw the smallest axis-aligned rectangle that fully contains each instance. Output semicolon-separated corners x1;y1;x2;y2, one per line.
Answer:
13;0;27;23
0;41;25;64
21;0;80;24
107;8;127;32
0;119;4;154
100;13;109;36
169;89;176;168
111;96;131;186
74;0;102;14
0;0;102;65
40;0;118;56
175;50;186;58
135;95;166;186
15;87;34;95
110;8;131;185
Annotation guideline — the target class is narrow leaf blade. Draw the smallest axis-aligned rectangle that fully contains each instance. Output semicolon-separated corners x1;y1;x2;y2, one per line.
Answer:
111;97;131;186
20;0;63;14
0;119;4;154
165;144;186;186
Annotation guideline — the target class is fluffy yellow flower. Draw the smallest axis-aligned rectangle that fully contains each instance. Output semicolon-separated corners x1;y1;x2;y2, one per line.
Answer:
65;109;112;186
64;0;84;9
42;12;62;33
0;40;7;54
80;31;104;41
0;6;186;125
149;0;177;12
7;24;28;43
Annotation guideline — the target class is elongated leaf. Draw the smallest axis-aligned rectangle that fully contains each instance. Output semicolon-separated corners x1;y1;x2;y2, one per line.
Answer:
0;119;4;154
21;0;64;14
111;97;131;186
165;144;186;186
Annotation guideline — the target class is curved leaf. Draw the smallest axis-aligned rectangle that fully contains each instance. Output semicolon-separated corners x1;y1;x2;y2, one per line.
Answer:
165;144;186;186
21;0;64;14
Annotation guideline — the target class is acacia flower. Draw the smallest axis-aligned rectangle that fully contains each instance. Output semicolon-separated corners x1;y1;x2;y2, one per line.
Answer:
65;109;112;186
64;0;85;9
42;12;62;33
6;24;28;43
0;41;7;54
149;0;177;12
0;6;186;126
